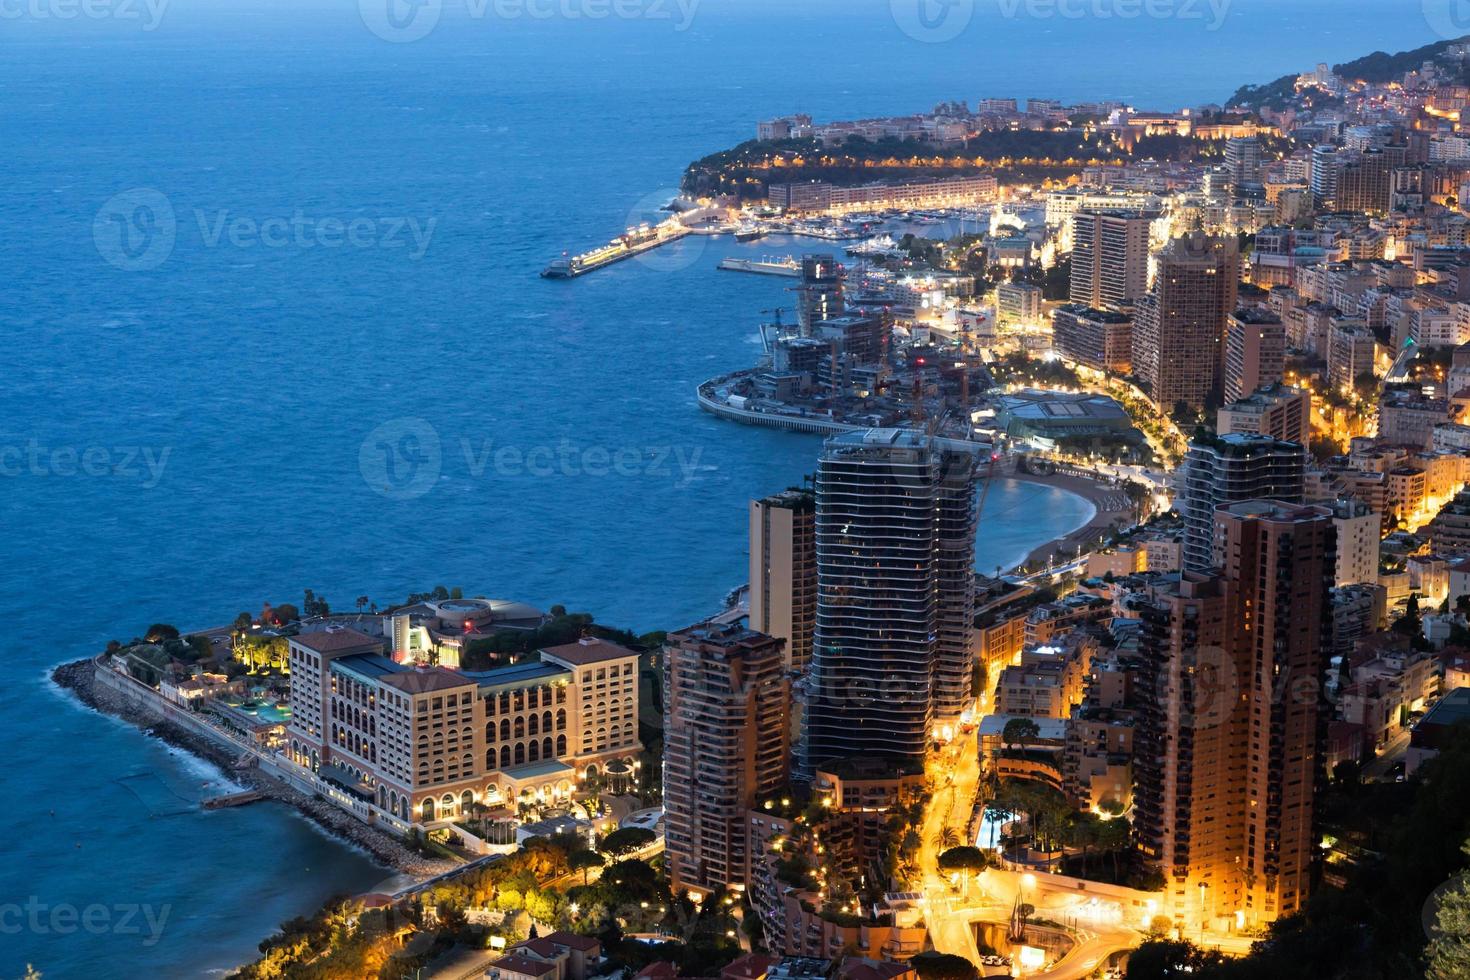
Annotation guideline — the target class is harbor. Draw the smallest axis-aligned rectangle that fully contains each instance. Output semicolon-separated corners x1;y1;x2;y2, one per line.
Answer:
541;219;692;278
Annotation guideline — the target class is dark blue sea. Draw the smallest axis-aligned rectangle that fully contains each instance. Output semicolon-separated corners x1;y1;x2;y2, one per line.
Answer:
0;0;1442;974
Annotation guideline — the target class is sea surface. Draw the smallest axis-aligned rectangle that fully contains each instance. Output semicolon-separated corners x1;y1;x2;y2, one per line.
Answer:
0;1;1445;975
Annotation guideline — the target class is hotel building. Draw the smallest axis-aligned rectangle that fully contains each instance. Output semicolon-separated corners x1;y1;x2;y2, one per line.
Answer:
287;630;642;826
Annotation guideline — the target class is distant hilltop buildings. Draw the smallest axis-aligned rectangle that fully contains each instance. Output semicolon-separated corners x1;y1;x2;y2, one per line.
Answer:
755;100;1274;149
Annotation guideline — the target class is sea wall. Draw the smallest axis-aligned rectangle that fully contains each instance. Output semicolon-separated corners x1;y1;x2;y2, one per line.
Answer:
52;658;454;878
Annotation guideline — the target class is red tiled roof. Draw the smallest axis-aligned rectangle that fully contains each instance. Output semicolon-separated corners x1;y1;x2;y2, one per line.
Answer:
380;667;476;694
541;637;640;666
512;938;561;958
721;954;777;980
545;930;601;952
291;628;380;653
636;964;680;980
491;955;560;977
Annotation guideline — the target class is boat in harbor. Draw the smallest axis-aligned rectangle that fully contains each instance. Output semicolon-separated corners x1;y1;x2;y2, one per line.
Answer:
845;234;905;258
733;221;767;243
542;220;691;279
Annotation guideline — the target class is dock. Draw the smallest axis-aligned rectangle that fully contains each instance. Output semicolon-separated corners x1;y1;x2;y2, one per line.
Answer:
717;256;800;277
202;790;265;810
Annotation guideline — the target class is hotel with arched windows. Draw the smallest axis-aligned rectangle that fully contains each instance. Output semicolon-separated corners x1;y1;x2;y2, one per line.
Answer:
286;630;642;827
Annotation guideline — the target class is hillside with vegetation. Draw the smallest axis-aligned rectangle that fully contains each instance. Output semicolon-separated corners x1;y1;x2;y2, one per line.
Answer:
683;131;1219;201
1333;36;1469;83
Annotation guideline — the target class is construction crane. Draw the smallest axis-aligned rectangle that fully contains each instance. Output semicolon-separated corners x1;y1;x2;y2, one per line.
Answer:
912;355;927;424
757;308;791;354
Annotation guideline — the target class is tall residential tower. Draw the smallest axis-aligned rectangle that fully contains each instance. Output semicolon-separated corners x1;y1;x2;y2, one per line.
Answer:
749;488;817;674
1180;433;1307;572
800;429;976;775
664;622;790;897
1132;233;1240;412
1135;501;1335;930
1070;210;1153;309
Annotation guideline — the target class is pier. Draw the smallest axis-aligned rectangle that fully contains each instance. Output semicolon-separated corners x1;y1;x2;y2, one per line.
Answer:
717;256;800;277
203;789;266;810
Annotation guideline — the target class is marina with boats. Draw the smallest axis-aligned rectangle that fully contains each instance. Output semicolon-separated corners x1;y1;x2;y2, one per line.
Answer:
541;201;1004;279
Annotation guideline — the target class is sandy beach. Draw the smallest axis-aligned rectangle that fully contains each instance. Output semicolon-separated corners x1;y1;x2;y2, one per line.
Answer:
1006;471;1138;571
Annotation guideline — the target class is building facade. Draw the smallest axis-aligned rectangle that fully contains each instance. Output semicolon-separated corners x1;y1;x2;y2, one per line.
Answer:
801;429;976;775
1216;384;1311;446
1070;210;1152;309
1132;233;1240;412
1180;434;1307;572
664;622;790;896
1052;304;1134;374
286;631;642;826
1136;501;1335;931
750;489;818;674
1221;309;1286;405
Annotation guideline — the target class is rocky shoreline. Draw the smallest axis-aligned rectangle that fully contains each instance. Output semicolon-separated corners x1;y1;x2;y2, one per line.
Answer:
51;658;455;880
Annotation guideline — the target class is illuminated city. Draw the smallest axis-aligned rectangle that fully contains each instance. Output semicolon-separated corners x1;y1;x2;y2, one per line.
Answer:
24;6;1470;980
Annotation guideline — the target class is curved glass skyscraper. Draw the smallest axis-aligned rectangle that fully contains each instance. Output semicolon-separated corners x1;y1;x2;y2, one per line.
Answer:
799;429;976;775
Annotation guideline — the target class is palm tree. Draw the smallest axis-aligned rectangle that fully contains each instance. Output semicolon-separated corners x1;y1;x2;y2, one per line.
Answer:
1096;815;1131;882
940;826;961;850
